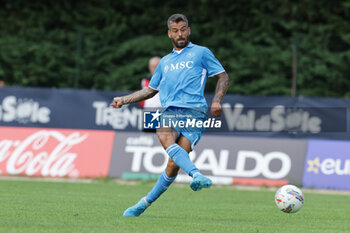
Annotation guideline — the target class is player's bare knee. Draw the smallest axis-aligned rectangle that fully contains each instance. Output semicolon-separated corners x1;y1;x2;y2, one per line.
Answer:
156;131;169;144
166;160;179;177
168;159;178;169
157;131;176;148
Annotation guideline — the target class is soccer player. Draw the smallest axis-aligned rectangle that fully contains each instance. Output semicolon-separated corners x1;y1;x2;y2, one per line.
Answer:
111;13;229;217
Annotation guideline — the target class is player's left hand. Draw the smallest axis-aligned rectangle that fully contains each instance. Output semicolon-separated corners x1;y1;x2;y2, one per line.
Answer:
210;102;222;117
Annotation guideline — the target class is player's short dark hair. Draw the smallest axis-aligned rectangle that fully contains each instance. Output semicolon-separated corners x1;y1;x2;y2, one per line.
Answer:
167;14;189;29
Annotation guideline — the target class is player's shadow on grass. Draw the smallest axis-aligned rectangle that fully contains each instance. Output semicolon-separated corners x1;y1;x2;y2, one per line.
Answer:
148;214;234;222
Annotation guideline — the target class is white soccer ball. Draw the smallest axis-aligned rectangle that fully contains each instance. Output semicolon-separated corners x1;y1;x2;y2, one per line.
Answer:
275;185;304;213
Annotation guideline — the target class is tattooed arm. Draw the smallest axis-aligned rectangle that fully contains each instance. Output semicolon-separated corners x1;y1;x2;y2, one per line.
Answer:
210;72;230;117
111;87;158;108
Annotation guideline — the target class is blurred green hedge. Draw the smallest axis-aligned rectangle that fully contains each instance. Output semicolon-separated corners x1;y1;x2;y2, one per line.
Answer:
1;0;350;97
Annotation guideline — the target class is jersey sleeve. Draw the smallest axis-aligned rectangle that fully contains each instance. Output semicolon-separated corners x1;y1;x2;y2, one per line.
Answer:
149;63;162;90
202;47;225;77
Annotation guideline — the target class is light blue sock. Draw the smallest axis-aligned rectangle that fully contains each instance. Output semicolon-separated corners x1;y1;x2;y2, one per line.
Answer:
166;143;200;177
145;170;176;204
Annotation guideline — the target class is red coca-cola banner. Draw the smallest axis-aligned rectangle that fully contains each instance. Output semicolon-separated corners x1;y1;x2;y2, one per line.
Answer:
0;127;114;178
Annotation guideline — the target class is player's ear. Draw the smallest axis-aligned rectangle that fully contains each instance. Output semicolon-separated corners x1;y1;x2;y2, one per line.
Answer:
188;27;191;36
168;30;171;38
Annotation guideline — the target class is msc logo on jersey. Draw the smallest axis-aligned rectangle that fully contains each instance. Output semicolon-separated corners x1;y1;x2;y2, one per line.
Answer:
164;61;194;73
143;110;162;129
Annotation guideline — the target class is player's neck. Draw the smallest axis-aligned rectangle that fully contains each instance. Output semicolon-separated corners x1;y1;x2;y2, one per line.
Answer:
174;45;187;54
174;46;184;51
174;48;184;54
173;42;190;52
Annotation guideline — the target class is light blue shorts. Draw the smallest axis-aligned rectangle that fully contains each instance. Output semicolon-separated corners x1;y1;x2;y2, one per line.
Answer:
160;107;207;149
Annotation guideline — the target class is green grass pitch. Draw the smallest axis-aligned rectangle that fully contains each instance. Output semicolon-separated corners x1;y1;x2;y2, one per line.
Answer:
0;179;349;233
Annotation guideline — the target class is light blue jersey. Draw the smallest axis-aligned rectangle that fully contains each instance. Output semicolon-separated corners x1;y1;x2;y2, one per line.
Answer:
149;42;225;111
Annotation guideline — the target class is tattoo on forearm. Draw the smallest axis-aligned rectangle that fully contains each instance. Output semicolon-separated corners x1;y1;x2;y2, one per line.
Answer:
123;88;158;104
213;74;229;103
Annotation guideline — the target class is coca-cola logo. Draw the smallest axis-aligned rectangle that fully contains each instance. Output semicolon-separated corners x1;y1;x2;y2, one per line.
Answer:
0;130;88;177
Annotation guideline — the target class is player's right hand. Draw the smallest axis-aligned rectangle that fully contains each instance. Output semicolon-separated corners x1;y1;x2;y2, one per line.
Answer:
111;97;123;108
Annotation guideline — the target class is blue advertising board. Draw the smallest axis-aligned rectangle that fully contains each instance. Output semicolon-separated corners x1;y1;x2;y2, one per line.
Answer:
0;86;348;140
302;139;350;190
0;87;141;131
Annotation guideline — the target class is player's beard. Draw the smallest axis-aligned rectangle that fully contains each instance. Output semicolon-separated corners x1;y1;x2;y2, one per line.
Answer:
172;36;189;49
